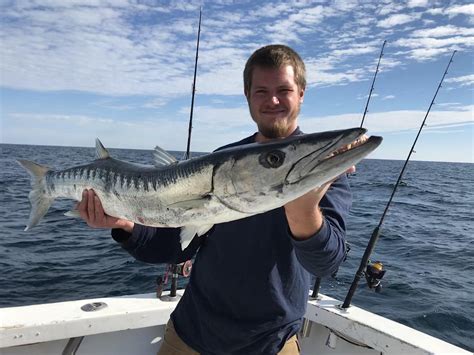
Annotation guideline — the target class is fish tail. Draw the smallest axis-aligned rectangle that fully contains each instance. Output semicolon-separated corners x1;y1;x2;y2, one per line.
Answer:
17;159;54;231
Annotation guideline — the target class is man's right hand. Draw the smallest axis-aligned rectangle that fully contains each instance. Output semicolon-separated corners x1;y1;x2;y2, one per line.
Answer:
77;189;134;233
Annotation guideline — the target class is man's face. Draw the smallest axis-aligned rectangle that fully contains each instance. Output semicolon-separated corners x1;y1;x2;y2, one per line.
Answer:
246;65;305;141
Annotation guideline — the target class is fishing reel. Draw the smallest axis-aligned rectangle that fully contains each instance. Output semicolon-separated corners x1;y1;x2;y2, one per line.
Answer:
156;260;193;300
364;260;385;293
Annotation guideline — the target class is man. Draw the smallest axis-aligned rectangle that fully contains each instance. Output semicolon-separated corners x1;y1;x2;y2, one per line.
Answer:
78;45;352;354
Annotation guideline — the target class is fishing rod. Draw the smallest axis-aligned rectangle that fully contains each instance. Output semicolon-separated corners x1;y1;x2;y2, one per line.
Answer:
184;7;202;160
360;40;386;128
341;50;457;309
311;40;386;299
159;8;202;301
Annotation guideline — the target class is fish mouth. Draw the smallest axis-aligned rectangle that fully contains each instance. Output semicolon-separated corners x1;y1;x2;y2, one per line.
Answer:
286;129;382;185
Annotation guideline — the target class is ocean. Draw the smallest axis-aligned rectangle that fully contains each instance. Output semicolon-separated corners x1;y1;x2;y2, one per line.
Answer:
0;143;473;352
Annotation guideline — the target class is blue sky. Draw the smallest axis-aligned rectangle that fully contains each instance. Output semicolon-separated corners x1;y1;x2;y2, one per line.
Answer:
1;0;473;162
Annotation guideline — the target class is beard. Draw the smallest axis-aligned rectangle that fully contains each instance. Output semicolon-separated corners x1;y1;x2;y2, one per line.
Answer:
252;104;301;139
256;120;294;139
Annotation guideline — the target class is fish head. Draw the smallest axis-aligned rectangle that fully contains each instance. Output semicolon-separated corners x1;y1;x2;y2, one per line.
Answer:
212;127;382;213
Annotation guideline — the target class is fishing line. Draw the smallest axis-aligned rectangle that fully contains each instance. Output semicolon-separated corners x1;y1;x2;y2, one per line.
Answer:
341;50;457;309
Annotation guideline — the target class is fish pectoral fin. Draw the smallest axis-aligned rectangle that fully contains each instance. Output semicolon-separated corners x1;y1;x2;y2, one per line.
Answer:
153;145;178;167
64;210;81;218
180;224;214;250
167;197;210;210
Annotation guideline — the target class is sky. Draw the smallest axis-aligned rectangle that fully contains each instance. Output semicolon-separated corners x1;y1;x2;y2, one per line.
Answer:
0;0;473;163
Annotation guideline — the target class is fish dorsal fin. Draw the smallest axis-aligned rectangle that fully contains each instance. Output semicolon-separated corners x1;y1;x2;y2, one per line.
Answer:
95;139;110;159
153;145;178;167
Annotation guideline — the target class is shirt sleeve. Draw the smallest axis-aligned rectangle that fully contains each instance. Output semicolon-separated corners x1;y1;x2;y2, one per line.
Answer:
290;174;352;277
111;224;202;264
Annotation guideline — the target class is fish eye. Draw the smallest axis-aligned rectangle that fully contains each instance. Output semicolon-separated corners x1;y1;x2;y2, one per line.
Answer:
259;150;285;168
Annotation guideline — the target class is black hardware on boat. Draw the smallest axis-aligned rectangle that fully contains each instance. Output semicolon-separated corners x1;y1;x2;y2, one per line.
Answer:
311;41;386;299
80;301;108;312
157;260;193;300
341;50;457;309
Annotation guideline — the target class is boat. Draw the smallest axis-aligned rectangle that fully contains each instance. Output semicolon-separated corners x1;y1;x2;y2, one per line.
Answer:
1;289;470;354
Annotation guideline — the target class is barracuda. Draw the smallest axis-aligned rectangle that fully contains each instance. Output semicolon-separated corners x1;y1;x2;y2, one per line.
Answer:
18;128;381;248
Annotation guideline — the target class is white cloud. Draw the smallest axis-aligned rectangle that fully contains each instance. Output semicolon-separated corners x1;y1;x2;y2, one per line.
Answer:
378;13;420;28
406;47;453;60
426;8;444;15
0;1;439;98
393;34;473;60
395;36;472;48
2;112;191;151
411;25;474;38
0;4;201;96
407;0;429;8
446;4;474;16
445;74;474;87
377;3;404;16
253;3;295;18
299;107;474;135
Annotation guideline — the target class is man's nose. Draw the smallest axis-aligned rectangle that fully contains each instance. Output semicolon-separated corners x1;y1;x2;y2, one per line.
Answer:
271;95;280;104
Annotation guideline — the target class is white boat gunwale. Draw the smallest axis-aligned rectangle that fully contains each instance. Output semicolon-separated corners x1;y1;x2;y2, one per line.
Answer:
0;291;470;354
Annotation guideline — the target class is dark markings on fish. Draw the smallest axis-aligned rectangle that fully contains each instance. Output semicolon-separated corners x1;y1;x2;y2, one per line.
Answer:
271;184;284;194
118;173;124;188
133;175;140;190
86;168;91;180
46;174;55;192
112;171;118;189
143;177;149;192
104;169;113;193
91;168;97;180
73;184;77;191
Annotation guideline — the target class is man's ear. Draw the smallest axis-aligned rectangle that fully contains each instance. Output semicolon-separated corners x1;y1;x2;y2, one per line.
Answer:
299;88;305;103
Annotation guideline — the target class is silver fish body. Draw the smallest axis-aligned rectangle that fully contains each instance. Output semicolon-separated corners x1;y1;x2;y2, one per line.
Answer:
18;128;382;248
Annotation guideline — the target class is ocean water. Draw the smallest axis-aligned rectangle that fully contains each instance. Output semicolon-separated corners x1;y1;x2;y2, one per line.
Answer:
0;143;473;352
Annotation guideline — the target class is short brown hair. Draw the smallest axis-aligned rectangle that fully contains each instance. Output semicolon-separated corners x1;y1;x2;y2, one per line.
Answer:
243;44;306;95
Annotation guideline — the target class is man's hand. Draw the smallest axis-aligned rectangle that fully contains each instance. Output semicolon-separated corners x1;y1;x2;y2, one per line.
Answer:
77;189;134;233
284;182;331;240
284;134;367;240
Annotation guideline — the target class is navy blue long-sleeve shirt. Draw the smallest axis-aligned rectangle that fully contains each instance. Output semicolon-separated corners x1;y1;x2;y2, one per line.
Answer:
111;129;352;354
